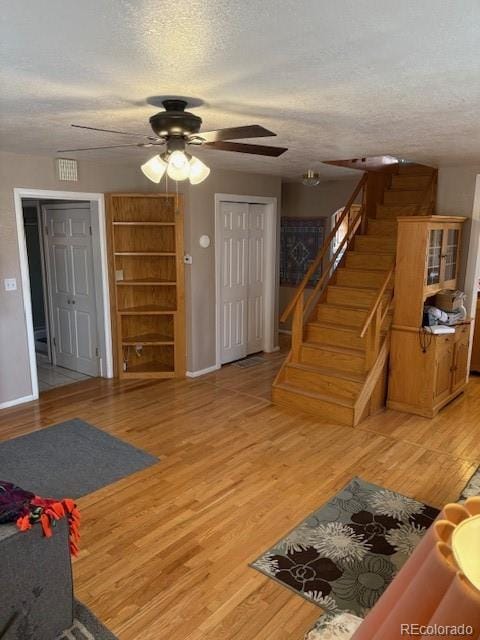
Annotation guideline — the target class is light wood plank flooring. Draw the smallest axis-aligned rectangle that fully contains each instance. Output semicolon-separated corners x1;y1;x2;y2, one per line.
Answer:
0;343;478;639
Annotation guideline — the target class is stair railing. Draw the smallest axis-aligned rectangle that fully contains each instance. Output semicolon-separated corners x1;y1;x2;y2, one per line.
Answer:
280;173;369;362
358;264;395;371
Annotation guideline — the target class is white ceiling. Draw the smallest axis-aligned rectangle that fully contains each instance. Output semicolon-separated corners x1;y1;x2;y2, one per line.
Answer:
2;0;480;180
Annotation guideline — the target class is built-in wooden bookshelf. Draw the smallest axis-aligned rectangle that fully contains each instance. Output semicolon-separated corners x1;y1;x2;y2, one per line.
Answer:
106;193;185;378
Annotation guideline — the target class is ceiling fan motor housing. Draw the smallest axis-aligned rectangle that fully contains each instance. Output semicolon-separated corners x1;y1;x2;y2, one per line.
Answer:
149;99;203;138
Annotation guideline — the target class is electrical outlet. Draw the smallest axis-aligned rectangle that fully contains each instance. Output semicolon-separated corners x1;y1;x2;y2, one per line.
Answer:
4;278;17;291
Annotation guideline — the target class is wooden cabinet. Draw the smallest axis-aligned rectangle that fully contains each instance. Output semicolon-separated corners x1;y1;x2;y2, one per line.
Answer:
389;324;470;418
106;193;185;379
387;216;469;417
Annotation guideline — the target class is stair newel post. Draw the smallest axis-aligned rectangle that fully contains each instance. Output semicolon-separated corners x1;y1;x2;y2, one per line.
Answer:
365;302;382;372
291;292;304;363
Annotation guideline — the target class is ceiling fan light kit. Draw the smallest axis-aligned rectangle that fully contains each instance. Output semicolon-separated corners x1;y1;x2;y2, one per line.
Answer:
140;154;167;183
60;97;287;187
141;151;211;184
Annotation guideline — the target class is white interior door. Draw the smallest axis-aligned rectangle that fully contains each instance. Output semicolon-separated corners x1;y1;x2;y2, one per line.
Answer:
43;203;99;376
247;204;266;355
219;201;267;364
220;202;249;364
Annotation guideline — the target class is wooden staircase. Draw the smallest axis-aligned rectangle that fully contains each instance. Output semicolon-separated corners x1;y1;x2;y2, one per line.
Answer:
273;163;437;426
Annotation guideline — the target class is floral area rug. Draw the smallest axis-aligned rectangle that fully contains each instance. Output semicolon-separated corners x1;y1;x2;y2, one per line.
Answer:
251;477;439;617
459;465;480;502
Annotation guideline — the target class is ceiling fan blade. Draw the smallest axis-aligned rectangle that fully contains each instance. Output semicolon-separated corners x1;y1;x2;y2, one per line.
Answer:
71;124;159;141
204;140;287;157
192;125;276;143
56;143;155;152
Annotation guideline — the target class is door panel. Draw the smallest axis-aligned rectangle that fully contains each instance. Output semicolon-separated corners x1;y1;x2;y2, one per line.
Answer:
44;204;99;376
433;339;453;404
247;204;266;354
452;335;469;392
57;306;74;357
52;245;70;293
220;203;249;364
76;311;94;359
72;246;90;296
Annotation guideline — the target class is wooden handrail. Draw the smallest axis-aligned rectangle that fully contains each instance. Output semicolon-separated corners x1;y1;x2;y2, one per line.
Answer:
280;173;368;323
303;205;364;319
359;264;395;338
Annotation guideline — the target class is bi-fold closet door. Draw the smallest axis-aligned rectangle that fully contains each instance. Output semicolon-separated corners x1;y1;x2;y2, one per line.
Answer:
219;201;266;364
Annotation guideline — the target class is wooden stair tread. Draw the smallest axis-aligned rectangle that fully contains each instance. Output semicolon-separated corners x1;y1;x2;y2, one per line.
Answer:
302;341;365;357
337;266;390;274
388;187;428;192
346;251;395;261
308;320;361;333
328;284;391;292
287;361;366;383
316;302;368;314
274;382;355;408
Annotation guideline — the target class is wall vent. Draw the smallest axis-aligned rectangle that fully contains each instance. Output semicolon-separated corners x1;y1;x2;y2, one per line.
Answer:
56;158;78;181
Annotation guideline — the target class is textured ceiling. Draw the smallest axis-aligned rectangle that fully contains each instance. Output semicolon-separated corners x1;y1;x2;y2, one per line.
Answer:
1;0;480;180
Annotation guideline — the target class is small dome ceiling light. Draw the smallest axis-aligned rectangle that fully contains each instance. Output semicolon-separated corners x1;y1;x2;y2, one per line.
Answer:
302;169;320;187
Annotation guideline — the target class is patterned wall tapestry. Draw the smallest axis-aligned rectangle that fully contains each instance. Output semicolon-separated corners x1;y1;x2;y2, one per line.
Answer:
280;217;327;287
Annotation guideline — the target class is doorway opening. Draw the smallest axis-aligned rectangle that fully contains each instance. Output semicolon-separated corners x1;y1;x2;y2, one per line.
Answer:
214;194;278;368
22;199;101;392
14;188;113;403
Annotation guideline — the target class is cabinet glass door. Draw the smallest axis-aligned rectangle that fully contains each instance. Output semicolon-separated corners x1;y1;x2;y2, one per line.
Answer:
444;228;459;282
427;229;443;285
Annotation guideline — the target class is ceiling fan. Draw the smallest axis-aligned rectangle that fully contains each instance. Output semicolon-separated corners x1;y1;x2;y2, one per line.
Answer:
58;98;288;184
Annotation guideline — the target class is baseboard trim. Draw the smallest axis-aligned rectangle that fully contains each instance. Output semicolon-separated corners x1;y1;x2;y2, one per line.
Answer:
0;394;36;410
186;364;221;378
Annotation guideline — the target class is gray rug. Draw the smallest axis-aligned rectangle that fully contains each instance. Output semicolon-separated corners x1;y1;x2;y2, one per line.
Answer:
57;601;118;640
251;477;439;617
0;418;158;498
233;355;268;368
2;601;118;640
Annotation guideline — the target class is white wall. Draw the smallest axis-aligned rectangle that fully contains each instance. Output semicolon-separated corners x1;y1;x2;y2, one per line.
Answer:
436;165;480;324
437;165;480;295
0;151;281;404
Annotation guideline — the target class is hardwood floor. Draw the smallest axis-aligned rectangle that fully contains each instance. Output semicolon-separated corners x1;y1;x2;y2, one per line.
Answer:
0;343;479;639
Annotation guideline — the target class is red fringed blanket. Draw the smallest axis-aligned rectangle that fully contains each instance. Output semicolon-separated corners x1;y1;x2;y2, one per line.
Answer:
0;480;80;556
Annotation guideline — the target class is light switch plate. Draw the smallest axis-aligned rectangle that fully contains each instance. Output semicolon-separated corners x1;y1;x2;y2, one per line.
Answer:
183;255;193;264
4;278;17;291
